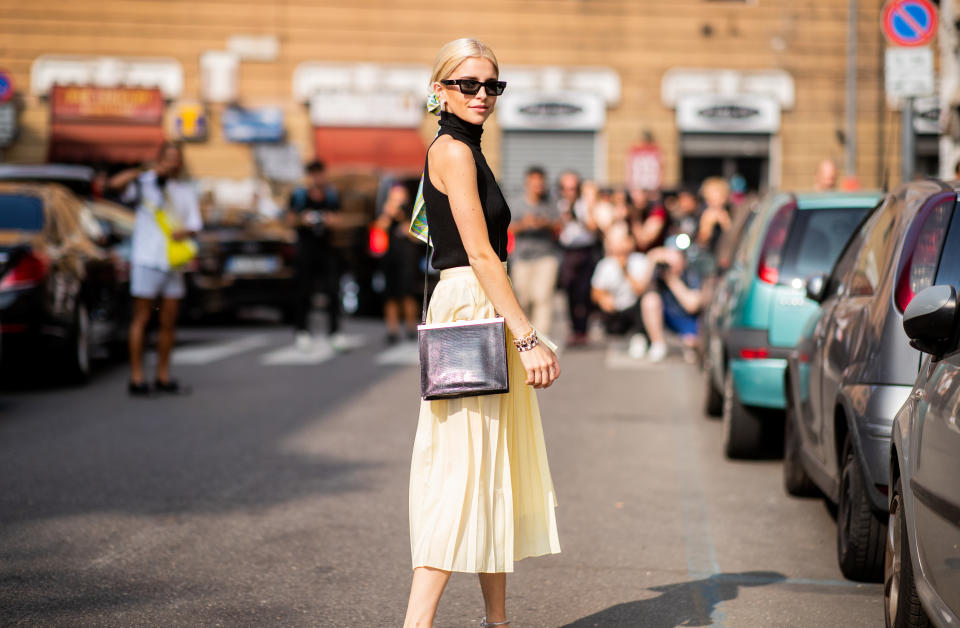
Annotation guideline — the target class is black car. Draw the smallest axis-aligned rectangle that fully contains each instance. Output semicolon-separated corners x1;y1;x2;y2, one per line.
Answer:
784;179;959;582
0;182;129;382
184;210;298;321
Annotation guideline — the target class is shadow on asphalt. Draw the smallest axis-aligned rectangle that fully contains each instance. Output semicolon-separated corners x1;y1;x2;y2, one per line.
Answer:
561;571;786;628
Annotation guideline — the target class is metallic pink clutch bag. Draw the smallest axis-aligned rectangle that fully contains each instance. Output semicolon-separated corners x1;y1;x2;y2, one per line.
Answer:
418;317;509;400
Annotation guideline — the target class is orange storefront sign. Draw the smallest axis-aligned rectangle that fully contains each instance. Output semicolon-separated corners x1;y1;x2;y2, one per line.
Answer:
51;85;164;124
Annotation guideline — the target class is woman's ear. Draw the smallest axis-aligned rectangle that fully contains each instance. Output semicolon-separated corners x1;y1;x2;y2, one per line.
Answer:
432;83;446;110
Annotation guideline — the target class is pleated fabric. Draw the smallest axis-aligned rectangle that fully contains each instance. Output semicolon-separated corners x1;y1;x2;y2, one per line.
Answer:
409;265;561;573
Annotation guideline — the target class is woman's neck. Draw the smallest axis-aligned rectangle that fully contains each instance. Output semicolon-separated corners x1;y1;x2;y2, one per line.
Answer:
439;110;483;147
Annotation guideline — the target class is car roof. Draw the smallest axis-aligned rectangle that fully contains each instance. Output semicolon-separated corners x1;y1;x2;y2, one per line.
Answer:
0;164;95;183
793;191;883;210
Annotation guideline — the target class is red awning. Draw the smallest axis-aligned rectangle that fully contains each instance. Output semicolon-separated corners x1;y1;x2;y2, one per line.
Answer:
49;122;166;165
313;127;425;172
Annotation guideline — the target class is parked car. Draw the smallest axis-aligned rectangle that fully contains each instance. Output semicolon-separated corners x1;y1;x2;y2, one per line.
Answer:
0;182;130;381
886;284;960;627
183;206;298;321
703;191;880;458
783;179;958;582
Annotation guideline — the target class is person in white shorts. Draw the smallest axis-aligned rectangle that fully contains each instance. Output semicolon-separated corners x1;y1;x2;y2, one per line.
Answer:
108;141;202;396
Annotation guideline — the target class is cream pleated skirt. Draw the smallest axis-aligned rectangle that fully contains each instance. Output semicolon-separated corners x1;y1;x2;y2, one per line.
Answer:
409;265;561;573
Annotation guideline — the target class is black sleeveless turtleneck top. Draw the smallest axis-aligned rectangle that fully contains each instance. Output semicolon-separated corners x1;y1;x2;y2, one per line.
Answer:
423;111;511;270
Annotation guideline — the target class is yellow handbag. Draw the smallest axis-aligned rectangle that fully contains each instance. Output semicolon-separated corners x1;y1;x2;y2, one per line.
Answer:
153;204;198;269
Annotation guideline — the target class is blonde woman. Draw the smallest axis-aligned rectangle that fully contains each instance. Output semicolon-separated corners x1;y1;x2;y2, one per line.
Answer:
404;39;562;628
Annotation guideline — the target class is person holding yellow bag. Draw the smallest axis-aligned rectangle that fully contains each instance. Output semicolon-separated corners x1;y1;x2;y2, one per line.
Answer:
108;141;202;396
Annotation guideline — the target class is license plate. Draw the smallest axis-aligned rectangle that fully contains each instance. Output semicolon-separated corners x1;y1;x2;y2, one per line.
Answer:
226;255;280;274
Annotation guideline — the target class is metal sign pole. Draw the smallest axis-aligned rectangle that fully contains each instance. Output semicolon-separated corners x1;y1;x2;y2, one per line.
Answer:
846;0;858;178
902;95;916;182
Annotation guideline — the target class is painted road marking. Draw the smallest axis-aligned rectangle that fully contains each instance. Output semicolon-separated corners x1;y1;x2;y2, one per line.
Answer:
260;340;336;365
376;341;420;366
172;334;273;365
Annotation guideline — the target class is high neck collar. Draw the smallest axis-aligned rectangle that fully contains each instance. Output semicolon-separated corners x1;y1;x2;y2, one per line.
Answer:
438;110;483;147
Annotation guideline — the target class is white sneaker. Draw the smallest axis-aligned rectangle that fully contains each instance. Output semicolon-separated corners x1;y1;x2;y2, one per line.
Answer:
295;331;313;352
329;332;350;352
648;342;668;363
628;334;648;359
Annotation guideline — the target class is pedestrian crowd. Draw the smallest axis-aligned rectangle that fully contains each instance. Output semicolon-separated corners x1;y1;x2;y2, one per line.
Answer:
507;165;743;363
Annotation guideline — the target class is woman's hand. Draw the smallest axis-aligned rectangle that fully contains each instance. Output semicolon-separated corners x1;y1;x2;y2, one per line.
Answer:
518;343;561;389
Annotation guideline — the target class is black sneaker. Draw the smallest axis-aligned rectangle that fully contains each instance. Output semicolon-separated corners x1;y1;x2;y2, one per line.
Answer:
385;333;400;346
128;381;151;397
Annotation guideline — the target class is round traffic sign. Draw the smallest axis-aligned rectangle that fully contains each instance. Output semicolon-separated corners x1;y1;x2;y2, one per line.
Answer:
0;70;13;103
882;0;938;47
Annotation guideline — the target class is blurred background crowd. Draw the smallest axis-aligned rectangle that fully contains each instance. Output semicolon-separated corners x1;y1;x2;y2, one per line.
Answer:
1;0;960;382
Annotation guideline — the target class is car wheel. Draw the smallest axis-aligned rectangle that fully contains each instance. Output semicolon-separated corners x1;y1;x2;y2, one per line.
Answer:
783;394;818;496
837;434;886;582
704;368;723;417
62;301;92;383
884;478;932;628
722;369;764;458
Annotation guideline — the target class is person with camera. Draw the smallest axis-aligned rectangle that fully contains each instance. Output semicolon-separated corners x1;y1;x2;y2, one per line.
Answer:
591;222;650;359
641;244;704;363
108;141;201;396
286;159;343;351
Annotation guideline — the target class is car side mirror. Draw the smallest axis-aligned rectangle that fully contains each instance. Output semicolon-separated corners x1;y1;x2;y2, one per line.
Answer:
805;274;827;303
903;284;958;358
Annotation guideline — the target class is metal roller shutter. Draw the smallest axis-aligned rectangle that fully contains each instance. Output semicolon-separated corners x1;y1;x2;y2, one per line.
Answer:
500;131;596;198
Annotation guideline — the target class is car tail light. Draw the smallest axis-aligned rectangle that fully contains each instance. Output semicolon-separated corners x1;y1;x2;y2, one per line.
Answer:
757;202;797;285
280;243;296;263
894;193;956;312
0;250;48;290
740;348;770;359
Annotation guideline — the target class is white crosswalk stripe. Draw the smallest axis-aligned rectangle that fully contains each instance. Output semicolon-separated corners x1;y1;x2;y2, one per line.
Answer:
258;332;367;365
375;341;420;366
260;340;337;365
172;334;274;365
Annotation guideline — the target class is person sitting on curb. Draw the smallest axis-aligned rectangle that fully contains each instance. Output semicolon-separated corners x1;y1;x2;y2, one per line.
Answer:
590;223;660;359
641;246;704;363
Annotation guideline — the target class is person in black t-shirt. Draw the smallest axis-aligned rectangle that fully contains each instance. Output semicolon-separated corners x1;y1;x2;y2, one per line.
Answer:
286;159;342;349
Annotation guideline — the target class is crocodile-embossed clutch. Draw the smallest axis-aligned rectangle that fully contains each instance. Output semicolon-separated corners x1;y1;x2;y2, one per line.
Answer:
418;317;509;400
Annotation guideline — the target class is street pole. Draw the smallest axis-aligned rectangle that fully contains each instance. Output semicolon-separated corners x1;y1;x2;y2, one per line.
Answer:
940;0;960;179
846;0;858;178
903;96;916;182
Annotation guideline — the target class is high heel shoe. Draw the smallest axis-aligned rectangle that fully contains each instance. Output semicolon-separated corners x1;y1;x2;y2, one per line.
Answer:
481;618;510;627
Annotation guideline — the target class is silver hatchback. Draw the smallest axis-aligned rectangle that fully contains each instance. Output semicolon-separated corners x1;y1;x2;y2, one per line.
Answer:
887;284;960;625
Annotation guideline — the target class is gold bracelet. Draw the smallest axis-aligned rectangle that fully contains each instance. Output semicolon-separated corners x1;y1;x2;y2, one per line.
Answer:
513;329;539;352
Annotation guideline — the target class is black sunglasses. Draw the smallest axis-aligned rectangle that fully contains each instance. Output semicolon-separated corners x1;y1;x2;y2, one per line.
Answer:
440;79;507;96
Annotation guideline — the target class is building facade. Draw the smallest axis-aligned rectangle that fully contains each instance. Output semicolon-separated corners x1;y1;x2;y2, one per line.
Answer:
0;0;932;193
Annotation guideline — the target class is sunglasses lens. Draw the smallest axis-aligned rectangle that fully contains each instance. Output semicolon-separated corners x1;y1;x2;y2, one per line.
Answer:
458;79;481;95
487;81;506;95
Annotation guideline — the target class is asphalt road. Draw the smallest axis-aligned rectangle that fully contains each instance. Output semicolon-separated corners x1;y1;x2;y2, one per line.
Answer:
0;318;883;627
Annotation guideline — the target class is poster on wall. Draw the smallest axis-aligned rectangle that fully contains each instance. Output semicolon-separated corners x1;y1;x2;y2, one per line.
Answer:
0;102;17;147
626;143;662;191
174;103;207;142
222;106;285;143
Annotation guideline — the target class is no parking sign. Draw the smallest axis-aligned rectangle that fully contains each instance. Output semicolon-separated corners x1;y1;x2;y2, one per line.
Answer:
882;0;938;47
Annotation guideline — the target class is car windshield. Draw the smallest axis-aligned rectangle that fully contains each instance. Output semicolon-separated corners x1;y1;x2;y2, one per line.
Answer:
0;195;45;231
778;207;869;285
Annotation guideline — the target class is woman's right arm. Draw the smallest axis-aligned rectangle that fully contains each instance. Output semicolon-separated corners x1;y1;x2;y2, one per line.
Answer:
106;167;144;193
430;138;560;389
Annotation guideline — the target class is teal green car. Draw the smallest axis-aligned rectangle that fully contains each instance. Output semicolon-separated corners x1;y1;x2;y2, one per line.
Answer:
702;191;881;458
